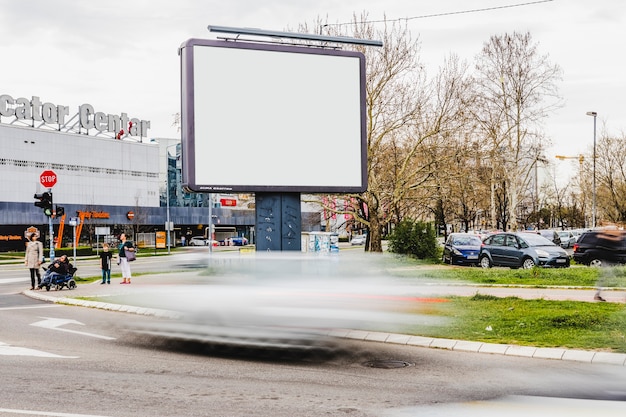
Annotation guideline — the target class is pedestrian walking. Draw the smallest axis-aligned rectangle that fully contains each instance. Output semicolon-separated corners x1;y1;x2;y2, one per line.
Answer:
99;243;113;284
24;233;44;290
117;233;135;284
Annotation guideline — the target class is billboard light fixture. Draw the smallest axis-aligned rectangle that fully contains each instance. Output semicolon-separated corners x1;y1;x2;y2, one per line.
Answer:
208;25;383;47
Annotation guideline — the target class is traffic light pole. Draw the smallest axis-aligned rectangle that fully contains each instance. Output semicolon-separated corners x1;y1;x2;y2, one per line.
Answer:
48;215;55;261
35;188;55;260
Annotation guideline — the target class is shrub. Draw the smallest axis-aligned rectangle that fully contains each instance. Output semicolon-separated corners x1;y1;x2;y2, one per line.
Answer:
388;219;438;259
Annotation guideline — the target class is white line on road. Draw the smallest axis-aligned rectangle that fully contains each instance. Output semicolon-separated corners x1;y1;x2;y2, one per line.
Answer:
0;278;29;284
0;408;111;416
0;305;61;311
0;342;77;358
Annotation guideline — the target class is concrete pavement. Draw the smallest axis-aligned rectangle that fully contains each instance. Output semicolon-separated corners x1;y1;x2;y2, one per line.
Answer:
22;271;626;366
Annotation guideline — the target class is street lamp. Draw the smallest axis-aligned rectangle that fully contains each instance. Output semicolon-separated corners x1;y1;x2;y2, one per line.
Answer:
586;111;597;228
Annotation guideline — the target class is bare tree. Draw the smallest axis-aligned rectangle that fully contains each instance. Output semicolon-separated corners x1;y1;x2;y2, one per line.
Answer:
595;133;626;225
311;16;426;252
473;32;562;231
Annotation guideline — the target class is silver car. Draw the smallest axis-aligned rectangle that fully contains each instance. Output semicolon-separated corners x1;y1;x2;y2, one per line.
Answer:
479;232;570;269
557;231;576;248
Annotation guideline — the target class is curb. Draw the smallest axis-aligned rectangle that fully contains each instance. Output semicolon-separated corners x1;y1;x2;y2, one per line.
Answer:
23;289;626;366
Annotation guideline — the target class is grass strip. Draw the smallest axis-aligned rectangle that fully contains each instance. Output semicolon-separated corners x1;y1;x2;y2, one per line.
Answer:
409;294;626;353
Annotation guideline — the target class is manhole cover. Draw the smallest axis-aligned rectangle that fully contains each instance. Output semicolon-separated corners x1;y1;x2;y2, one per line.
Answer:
362;359;414;369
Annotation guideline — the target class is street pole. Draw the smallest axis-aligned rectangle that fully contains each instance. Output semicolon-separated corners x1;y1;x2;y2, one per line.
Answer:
586;111;597;228
48;216;55;261
166;167;171;255
165;143;178;255
208;193;213;254
73;223;77;265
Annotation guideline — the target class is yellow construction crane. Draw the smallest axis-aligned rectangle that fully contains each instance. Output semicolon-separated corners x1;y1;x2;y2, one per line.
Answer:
555;154;584;165
555;155;585;173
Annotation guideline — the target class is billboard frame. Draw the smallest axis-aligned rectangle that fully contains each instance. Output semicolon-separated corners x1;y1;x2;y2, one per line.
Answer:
179;38;368;194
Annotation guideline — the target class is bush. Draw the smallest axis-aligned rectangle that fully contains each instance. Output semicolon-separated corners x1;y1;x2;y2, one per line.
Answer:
43;246;94;259
388;219;438;259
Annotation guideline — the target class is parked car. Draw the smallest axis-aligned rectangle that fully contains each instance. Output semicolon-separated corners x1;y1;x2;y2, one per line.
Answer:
188;236;208;246
442;233;483;266
219;237;249;246
520;229;562;247
557;230;576;248
228;236;249;246
572;230;626;266
571;228;591;242
479;232;570;269
350;235;366;245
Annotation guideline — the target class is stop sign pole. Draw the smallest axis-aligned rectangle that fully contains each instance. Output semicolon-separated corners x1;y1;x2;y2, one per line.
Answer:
39;170;57;260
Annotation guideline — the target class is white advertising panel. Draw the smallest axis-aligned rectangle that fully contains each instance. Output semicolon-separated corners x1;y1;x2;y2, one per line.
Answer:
179;39;367;193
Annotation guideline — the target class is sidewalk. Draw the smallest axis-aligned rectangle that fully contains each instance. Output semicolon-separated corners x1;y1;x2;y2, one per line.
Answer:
22;272;626;366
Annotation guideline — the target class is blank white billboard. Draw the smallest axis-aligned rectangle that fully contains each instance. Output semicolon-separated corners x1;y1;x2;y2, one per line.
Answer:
179;39;367;193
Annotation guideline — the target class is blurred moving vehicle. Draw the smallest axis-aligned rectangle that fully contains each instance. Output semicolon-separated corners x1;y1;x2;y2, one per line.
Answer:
189;236;209;246
557;230;576;248
572;230;626;266
126;253;448;352
479;232;570;269
350;235;366;245
442;233;482;266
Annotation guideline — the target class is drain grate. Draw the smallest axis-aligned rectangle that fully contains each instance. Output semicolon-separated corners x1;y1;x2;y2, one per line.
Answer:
362;359;414;369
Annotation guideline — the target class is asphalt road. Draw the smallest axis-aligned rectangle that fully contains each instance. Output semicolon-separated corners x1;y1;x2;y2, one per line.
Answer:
2;299;626;417
1;249;626;416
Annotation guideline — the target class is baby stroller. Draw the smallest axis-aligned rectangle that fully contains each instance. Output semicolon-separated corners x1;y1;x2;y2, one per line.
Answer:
40;264;78;291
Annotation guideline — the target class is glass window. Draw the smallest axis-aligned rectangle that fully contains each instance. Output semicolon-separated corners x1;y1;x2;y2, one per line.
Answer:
491;234;505;246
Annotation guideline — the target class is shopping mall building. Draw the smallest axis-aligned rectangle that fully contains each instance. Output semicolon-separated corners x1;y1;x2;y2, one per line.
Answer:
0;92;328;252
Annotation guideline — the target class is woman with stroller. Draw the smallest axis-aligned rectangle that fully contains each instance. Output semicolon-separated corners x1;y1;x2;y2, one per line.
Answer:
25;233;44;290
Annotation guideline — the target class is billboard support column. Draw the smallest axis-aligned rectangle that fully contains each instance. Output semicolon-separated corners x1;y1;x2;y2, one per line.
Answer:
255;193;301;252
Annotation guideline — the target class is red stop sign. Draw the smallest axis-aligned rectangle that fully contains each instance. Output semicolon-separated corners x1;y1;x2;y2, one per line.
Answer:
40;170;57;188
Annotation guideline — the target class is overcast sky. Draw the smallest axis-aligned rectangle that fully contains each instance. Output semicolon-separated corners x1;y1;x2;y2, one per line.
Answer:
1;0;623;183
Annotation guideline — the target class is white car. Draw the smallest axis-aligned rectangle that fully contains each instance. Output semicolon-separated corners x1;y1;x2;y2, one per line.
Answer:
557;231;576;248
350;235;366;245
188;236;208;246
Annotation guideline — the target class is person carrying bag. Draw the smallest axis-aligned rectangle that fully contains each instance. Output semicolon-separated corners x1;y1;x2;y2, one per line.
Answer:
117;233;135;284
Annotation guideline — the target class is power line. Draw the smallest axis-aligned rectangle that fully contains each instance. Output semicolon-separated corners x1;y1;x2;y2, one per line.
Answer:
327;0;555;27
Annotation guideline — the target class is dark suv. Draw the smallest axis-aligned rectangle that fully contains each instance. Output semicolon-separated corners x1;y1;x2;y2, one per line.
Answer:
572;230;626;266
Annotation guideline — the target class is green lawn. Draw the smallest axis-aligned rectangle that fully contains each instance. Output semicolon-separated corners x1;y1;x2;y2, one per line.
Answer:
408;294;626;353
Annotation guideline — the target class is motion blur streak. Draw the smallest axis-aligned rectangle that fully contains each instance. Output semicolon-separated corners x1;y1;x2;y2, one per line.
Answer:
126;252;450;350
384;395;626;416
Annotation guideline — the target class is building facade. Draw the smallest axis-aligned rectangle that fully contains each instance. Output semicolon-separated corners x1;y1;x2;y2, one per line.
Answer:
0;93;326;252
0;93;258;251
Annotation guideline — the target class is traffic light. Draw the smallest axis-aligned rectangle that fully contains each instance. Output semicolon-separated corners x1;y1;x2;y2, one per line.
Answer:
55;206;65;217
34;192;53;217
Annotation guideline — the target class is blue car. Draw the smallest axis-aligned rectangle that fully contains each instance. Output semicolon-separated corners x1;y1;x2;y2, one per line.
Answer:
442;233;483;266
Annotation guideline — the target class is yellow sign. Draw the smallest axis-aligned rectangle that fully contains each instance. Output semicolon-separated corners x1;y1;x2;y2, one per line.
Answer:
156;231;166;249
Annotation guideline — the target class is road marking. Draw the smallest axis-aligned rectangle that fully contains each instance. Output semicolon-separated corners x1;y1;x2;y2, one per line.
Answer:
30;317;116;340
0;408;111;416
0;342;77;358
0;278;29;284
0;305;61;311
